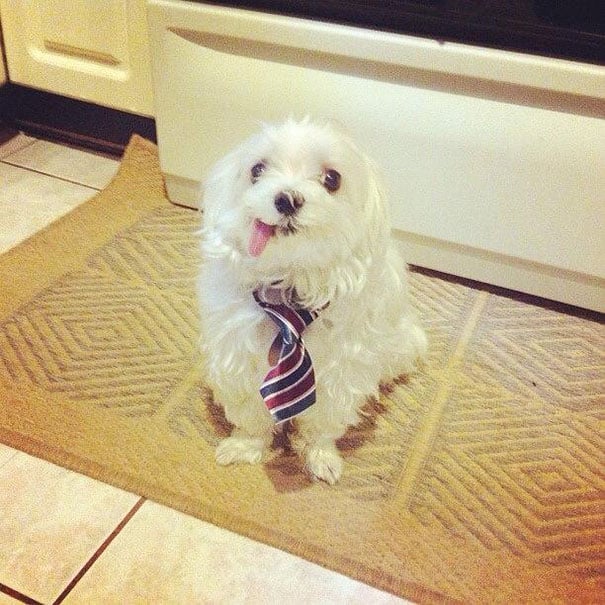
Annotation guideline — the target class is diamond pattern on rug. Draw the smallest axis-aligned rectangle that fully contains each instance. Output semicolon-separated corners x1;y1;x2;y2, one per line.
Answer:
0;206;200;416
88;208;200;292
469;295;605;411
409;295;605;576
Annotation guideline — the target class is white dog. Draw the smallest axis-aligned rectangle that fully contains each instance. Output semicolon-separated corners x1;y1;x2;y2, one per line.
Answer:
198;118;426;484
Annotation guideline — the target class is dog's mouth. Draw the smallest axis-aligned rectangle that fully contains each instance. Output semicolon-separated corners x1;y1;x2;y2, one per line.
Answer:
248;219;298;257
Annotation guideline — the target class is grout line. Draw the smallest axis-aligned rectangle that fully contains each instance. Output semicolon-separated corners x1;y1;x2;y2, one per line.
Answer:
0;160;104;192
0;449;19;471
0;133;37;164
0;584;43;605
52;497;146;605
0;137;38;162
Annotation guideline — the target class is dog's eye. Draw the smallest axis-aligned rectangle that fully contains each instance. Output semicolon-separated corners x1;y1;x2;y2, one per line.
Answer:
322;169;341;193
250;162;266;183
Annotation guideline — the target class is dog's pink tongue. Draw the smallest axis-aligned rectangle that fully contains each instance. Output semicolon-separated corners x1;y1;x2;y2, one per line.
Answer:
248;220;275;257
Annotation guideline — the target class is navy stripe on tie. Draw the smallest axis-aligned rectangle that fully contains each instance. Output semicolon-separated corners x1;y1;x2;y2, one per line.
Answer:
271;388;316;423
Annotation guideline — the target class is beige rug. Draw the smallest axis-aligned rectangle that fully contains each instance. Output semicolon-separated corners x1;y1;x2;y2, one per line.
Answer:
0;135;603;604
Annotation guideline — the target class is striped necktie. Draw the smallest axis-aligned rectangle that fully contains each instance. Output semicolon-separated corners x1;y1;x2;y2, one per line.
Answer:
253;288;321;423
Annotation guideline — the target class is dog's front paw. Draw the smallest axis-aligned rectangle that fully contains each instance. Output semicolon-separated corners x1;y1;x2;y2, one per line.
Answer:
305;443;343;485
215;435;265;466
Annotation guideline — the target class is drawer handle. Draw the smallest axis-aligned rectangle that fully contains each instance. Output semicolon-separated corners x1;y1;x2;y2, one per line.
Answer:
44;40;121;66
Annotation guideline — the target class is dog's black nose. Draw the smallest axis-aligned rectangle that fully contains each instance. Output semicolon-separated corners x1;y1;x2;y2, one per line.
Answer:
274;191;303;216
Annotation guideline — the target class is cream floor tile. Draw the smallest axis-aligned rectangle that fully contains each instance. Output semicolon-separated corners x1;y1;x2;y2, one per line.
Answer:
0;134;36;160
65;500;408;605
0;163;96;253
0;450;140;604
0;444;18;469
2;140;119;190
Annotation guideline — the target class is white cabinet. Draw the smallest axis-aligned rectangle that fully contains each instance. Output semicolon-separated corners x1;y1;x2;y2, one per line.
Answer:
148;1;605;312
0;0;153;116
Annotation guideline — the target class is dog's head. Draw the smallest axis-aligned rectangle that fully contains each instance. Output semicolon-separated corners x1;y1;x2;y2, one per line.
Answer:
201;119;389;277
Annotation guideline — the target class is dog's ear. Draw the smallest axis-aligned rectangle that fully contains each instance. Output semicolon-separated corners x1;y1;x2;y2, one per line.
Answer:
332;127;390;253
352;145;391;260
200;147;243;232
197;143;252;260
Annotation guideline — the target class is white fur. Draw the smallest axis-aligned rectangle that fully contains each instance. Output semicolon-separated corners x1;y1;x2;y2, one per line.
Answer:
198;119;427;484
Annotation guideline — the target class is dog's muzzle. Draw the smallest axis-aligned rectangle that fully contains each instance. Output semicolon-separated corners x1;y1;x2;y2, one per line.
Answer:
274;190;304;216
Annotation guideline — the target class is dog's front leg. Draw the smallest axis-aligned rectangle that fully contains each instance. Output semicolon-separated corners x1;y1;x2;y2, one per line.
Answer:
303;436;344;485
294;411;349;485
215;430;271;466
214;383;274;466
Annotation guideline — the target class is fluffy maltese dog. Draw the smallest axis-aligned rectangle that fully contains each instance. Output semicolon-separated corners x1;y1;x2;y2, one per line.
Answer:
198;118;426;484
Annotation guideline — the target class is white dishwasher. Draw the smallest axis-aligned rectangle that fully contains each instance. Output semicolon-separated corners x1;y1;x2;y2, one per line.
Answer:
146;0;605;312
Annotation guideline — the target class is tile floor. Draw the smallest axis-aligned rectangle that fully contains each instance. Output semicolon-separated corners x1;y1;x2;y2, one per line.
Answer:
0;133;410;605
